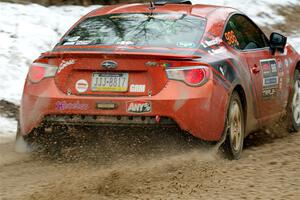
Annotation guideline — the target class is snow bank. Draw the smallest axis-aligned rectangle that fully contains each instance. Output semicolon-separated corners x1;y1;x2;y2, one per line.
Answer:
0;3;99;104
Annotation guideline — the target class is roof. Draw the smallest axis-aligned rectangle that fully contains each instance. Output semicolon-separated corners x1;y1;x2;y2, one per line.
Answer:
87;3;239;19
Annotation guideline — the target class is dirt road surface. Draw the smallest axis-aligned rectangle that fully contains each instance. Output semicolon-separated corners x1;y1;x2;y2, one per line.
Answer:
0;126;300;200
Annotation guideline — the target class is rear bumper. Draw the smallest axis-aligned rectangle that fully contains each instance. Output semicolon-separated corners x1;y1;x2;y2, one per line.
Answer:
20;78;228;141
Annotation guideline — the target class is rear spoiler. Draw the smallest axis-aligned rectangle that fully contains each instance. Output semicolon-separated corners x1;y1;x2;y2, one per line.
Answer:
41;47;202;60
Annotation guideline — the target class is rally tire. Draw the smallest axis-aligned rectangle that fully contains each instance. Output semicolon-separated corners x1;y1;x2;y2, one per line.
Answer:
288;70;300;132
222;91;245;160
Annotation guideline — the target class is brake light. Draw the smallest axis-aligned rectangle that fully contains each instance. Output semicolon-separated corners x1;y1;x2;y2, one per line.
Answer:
185;69;205;85
28;63;58;83
166;66;209;86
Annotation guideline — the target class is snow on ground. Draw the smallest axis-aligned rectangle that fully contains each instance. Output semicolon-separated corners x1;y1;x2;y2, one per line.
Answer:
0;3;99;104
0;1;300;139
0;3;99;140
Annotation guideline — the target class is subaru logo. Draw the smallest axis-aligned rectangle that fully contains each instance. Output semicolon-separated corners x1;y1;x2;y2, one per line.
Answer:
101;60;118;69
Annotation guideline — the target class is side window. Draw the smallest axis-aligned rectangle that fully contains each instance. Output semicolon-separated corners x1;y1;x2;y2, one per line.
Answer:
223;20;244;50
223;14;269;50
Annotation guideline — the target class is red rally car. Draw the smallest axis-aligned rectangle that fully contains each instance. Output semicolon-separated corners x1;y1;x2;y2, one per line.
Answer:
18;0;300;159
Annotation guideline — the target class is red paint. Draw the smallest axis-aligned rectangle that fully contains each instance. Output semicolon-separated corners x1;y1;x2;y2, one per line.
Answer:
20;3;300;143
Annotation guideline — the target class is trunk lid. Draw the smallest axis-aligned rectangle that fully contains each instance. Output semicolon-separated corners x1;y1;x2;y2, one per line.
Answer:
43;50;200;97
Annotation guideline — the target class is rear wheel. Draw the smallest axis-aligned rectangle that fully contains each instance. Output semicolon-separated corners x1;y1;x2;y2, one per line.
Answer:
222;92;245;160
289;70;300;132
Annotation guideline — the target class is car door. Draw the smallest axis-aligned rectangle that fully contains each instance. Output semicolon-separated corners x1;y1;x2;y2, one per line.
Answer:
223;14;288;120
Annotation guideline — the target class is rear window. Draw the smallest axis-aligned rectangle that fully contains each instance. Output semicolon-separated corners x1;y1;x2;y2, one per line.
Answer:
60;13;206;49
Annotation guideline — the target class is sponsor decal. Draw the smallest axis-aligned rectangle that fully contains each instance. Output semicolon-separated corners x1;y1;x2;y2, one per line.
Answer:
130;84;146;93
58;59;76;73
75;40;91;45
263;77;278;86
176;42;196;48
146;61;171;69
127;101;151;114
261;59;278;86
116;41;134;45
260;59;279;99
201;34;223;54
56;101;89;111
201;38;222;48
262;88;277;98
75;79;89;93
270;63;277;73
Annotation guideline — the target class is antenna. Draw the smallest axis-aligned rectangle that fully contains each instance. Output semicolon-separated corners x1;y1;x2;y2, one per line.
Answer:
149;1;156;10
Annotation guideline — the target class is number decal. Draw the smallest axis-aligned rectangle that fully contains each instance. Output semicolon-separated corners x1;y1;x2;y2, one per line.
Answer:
224;31;239;46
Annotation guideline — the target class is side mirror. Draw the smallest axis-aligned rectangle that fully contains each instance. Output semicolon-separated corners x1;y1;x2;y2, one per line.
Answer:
270;32;287;54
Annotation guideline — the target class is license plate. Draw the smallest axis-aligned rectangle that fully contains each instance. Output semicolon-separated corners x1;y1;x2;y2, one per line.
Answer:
92;73;129;92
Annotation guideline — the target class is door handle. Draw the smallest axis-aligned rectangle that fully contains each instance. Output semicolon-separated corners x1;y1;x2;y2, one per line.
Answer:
251;64;260;74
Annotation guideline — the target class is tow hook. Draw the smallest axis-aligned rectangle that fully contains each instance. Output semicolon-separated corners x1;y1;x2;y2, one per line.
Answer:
155;115;161;123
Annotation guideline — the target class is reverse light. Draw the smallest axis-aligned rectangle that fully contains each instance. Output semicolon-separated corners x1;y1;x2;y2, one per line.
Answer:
166;66;209;86
28;63;58;83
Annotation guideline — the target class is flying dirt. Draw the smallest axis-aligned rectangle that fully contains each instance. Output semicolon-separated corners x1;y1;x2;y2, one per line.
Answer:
1;124;300;200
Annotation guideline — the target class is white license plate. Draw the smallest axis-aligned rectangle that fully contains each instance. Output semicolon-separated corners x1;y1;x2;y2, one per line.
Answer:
92;73;129;92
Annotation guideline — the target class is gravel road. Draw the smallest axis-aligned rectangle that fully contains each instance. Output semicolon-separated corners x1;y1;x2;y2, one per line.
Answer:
0;126;299;200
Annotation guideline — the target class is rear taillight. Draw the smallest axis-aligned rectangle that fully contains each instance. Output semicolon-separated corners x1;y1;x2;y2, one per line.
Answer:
166;66;209;86
28;63;58;83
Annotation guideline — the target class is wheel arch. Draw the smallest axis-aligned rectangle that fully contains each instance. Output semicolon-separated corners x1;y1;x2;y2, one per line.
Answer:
232;84;247;126
290;61;300;89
